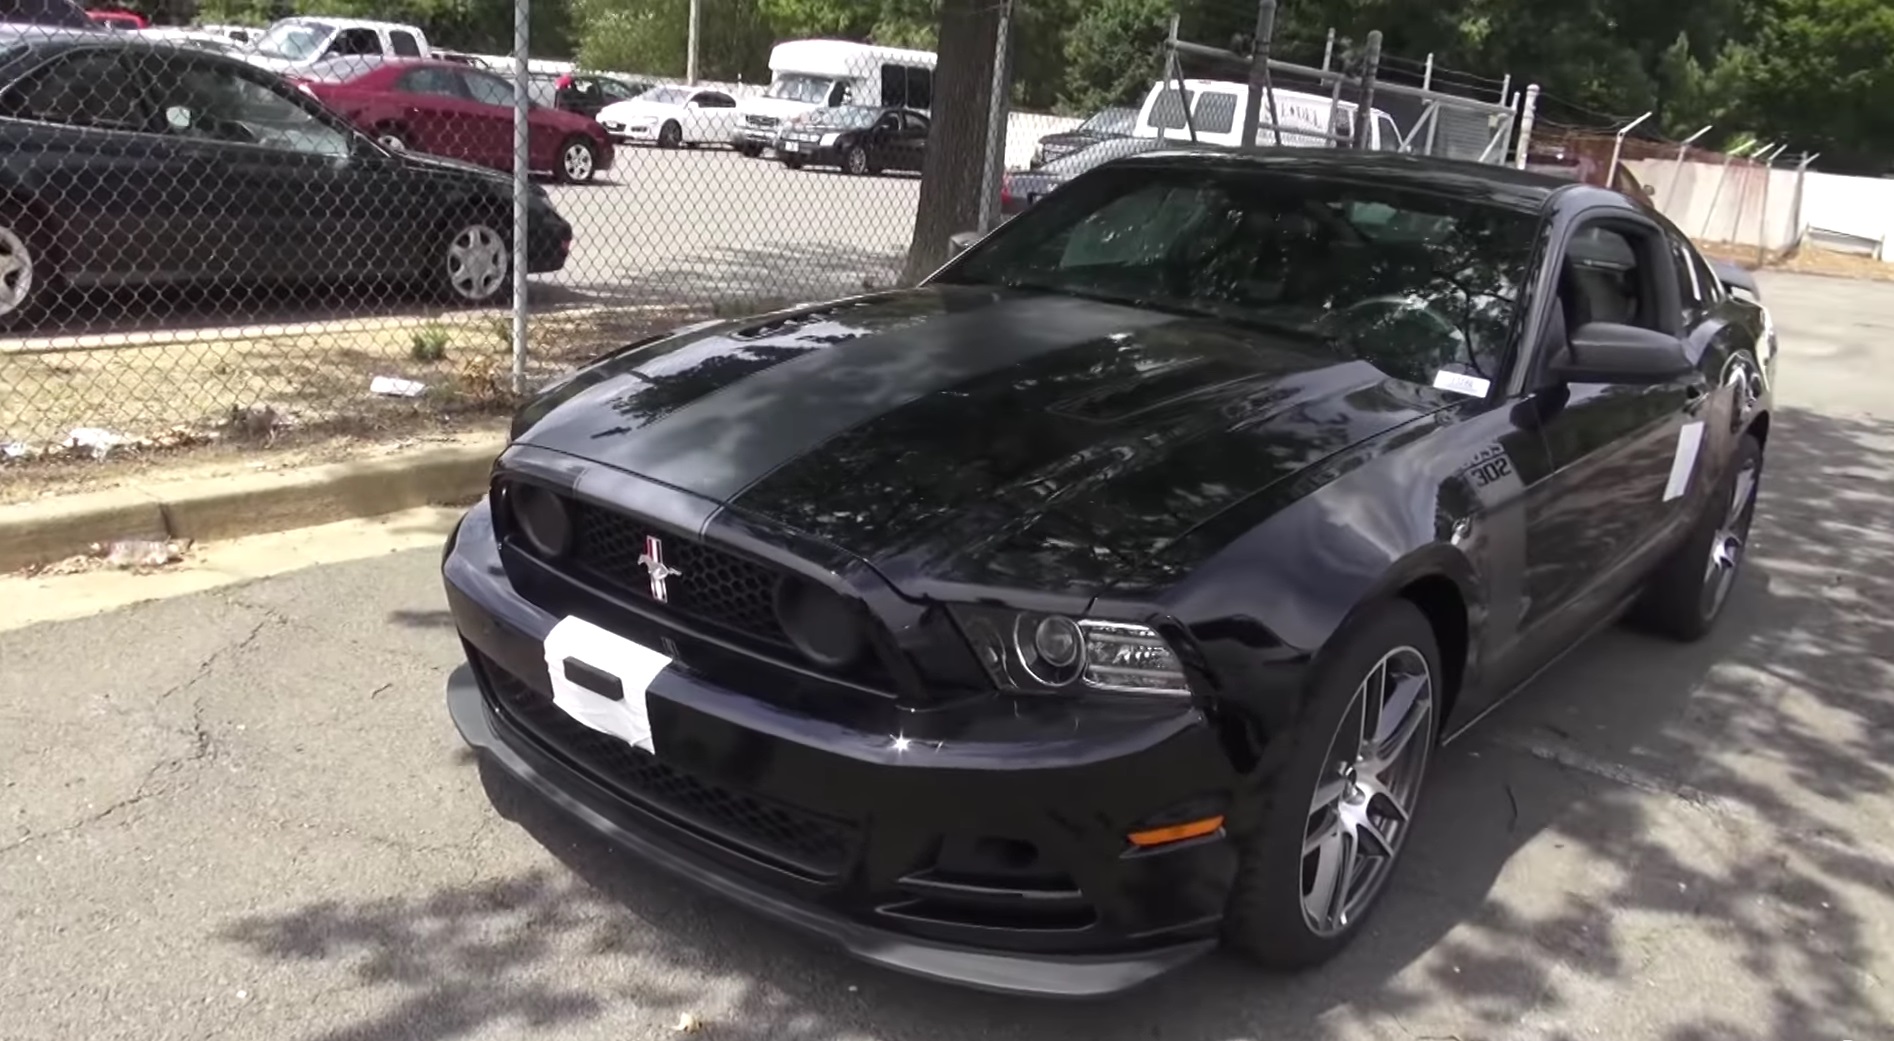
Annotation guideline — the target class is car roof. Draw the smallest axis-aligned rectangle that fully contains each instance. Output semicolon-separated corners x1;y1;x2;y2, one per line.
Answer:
1108;148;1601;214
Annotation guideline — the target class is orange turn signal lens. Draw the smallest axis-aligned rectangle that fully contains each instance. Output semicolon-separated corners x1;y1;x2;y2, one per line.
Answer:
1126;814;1225;849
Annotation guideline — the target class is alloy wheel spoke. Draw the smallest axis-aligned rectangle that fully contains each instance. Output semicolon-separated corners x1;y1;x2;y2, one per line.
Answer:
1307;827;1357;930
1369;677;1432;769
1310;776;1349;814
1360;776;1412;826
1356;816;1396;860
1304;812;1342;856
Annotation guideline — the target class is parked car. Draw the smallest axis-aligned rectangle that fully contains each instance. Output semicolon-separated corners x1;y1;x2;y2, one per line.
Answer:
0;30;574;327
242;16;429;76
595;85;738;149
135;26;244;55
293;56;613;184
1030;105;1136;168
546;71;649;119
85;7;145;30
1002;135;1207;216
774;105;928;174
439;149;1774;994
0;0;90;27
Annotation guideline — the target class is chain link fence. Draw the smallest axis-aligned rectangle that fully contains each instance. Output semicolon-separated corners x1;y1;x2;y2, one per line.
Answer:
1;0;1531;461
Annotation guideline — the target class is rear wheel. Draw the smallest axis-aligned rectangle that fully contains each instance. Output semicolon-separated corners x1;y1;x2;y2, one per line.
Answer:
1223;599;1440;969
433;216;510;306
1627;432;1763;641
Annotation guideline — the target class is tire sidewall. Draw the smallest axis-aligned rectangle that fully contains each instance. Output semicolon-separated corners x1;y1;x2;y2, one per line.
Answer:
1223;598;1443;967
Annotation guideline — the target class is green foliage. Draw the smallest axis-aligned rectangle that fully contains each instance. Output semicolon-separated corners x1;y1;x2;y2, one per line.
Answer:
1059;0;1170;113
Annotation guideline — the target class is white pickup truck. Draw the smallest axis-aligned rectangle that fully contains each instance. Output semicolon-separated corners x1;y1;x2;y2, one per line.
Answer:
241;17;431;76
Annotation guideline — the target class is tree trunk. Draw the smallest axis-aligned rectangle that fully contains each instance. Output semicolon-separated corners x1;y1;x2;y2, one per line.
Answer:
902;0;1003;284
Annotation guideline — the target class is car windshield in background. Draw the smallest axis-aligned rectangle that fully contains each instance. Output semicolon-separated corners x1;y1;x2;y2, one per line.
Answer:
1080;106;1137;134
251;21;331;61
769;73;835;104
809;106;878;128
1041;136;1172;175
945;164;1538;384
640;87;689;106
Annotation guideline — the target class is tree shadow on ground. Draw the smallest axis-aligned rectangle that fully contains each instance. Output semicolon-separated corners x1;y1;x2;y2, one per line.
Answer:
549;241;910;313
217;405;1892;1041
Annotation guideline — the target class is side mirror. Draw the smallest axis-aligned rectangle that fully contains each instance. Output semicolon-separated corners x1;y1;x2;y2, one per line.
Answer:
1711;259;1762;302
947;230;981;257
1549;322;1694;384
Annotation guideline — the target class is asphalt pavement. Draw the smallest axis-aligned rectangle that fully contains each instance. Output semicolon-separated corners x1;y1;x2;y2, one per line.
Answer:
3;271;1892;1041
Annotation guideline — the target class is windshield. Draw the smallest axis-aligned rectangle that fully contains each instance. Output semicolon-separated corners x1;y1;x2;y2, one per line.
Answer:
1080;107;1137;135
768;73;839;105
944;165;1537;384
251;20;332;60
809;106;878;129
639;87;690;106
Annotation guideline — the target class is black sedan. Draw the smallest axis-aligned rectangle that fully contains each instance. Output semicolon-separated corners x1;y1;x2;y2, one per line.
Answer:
775;105;928;175
0;30;572;327
1029;104;1137;168
1003;135;1215;216
441;150;1775;996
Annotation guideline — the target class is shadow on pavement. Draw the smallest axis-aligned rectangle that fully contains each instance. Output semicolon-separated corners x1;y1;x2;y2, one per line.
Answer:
552;241;909;312
218;405;1892;1041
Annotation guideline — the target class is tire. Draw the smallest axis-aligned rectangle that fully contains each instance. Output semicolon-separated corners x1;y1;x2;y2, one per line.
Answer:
657;121;682;149
1627;432;1763;641
0;204;49;331
738;144;761;158
842;143;870;176
432;214;511;307
781;156;805;171
374;125;409;152
1222;599;1441;970
556;136;597;184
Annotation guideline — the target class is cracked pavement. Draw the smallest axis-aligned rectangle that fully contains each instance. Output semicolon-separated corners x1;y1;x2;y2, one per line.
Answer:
3;271;1892;1041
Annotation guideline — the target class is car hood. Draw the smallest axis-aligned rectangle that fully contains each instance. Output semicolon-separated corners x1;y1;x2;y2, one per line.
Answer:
512;287;1447;598
1040;129;1113;151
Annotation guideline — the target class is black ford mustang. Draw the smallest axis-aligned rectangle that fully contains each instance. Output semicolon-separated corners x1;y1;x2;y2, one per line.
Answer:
441;151;1775;997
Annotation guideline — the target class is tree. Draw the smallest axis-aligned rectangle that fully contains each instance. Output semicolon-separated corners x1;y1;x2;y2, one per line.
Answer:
1059;0;1170;113
901;0;1002;282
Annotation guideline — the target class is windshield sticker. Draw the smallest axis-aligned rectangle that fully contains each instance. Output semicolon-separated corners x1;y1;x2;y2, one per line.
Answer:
1432;370;1491;398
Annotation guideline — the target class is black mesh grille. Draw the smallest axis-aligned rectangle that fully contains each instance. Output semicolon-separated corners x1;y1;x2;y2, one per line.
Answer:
477;652;858;879
567;500;789;646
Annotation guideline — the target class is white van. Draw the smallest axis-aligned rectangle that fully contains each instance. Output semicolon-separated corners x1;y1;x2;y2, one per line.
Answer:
1133;78;1402;151
732;39;937;157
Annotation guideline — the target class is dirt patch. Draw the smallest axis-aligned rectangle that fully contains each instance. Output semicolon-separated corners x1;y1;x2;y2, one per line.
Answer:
1698;241;1894;283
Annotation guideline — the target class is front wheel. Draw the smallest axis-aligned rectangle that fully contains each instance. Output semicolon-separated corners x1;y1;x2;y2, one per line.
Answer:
780;156;805;170
1223;599;1440;969
0;206;48;331
433;217;511;306
842;143;870;176
374;125;409;152
657;121;682;149
556;137;597;184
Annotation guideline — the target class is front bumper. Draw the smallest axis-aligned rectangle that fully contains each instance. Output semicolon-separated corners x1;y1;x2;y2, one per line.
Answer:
524;208;572;274
440;499;1236;996
731;126;778;151
774;138;837;164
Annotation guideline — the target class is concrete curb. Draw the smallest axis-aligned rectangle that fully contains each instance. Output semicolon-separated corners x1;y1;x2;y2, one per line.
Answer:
0;438;504;572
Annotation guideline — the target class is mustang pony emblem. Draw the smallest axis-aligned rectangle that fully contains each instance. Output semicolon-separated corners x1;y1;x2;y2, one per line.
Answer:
637;535;682;603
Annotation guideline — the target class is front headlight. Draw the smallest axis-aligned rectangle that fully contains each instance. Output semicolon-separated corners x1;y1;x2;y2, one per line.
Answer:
949;605;1190;697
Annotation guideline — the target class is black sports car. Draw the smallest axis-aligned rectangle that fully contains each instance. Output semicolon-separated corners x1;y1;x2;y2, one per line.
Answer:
774;105;929;175
1030;105;1137;168
442;151;1776;997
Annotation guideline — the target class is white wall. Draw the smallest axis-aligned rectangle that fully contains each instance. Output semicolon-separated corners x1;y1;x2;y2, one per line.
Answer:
1630;156;1894;258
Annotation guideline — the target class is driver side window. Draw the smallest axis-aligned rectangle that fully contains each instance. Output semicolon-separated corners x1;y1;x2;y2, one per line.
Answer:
152;58;350;158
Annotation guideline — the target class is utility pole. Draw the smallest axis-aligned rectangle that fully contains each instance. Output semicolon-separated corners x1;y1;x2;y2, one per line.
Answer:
686;0;700;84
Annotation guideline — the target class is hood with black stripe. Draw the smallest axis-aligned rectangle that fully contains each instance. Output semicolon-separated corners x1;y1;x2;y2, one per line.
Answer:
508;286;1448;596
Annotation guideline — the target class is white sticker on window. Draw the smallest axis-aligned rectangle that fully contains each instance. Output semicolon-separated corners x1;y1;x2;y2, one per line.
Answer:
165;106;192;130
1663;421;1707;502
1432;370;1492;398
542;615;672;754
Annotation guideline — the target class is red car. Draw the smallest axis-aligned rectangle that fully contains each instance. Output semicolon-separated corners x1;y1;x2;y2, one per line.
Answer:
293;57;614;184
86;8;148;29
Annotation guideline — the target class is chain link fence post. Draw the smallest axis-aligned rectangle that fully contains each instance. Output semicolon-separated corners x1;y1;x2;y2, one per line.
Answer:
511;0;532;395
